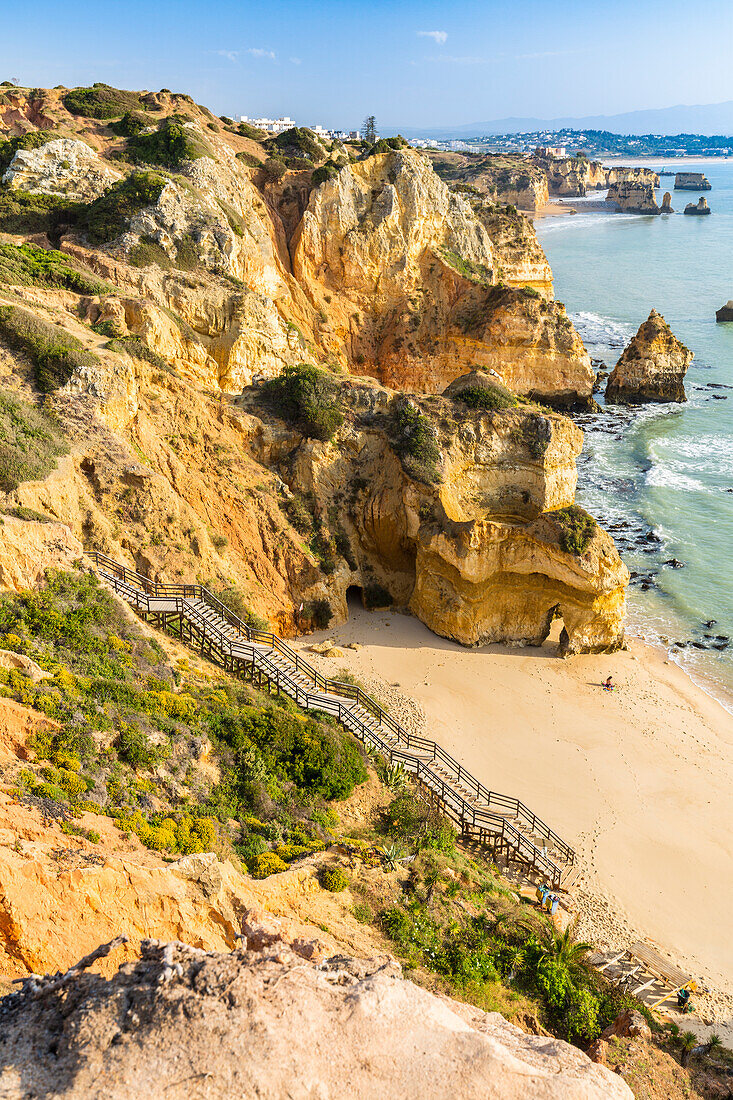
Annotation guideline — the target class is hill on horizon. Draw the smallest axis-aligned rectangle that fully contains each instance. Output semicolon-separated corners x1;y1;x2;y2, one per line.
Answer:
396;99;733;139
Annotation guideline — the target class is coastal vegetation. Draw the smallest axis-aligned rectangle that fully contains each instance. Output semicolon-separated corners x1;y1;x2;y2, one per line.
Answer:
124;117;212;168
553;504;598;556
0;130;56;174
62;83;143;119
454;381;518;411
388;397;441;483
262;363;344;441
75;171;166;244
0;391;67;491
0;303;100;392
0;242;107;295
0;569;366;867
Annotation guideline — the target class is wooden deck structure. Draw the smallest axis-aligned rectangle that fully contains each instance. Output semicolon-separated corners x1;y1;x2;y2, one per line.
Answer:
86;551;577;889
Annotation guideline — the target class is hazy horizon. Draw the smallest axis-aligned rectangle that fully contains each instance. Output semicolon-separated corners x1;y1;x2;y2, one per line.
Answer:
3;0;733;132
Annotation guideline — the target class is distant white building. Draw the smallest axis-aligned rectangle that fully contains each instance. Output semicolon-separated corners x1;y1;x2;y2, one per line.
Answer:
238;115;296;134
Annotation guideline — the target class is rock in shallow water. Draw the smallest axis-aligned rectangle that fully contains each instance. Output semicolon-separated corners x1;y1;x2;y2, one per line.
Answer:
605;309;692;404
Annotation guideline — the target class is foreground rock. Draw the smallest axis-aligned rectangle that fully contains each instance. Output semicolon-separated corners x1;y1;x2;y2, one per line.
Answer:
684;197;711;215
716;300;733;322
605;310;693;404
605;181;660;214
674;171;711;190
0;937;632;1100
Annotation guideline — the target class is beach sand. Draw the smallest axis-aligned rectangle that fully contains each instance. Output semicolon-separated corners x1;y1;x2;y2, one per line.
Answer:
297;609;733;1029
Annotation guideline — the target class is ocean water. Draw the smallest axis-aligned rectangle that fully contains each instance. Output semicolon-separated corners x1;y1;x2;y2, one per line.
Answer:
535;161;733;706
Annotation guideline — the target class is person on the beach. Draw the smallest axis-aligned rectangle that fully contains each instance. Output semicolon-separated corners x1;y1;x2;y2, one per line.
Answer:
603;676;615;691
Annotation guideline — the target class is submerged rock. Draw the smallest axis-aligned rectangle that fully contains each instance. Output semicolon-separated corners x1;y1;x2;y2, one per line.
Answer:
684;197;711;215
605;309;693;404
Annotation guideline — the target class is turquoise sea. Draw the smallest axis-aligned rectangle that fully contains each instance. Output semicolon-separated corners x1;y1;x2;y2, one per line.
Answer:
535;161;733;707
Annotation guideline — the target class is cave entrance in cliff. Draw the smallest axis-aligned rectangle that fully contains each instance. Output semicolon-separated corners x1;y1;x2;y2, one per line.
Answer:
345;585;365;613
542;604;566;650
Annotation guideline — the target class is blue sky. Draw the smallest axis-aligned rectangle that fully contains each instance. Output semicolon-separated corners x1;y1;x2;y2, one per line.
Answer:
2;0;733;130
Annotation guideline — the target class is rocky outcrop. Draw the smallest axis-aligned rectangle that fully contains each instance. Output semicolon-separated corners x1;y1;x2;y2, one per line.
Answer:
472;201;554;295
245;373;627;654
684;197;710;215
428;150;550;211
674;172;711;190
0;935;633;1100
605;310;693;404
2;138;122;201
532;151;607;196
0;514;83;591
605;166;660;188
292;149;593;406
660;191;674;213
605;182;660;214
715;300;733;322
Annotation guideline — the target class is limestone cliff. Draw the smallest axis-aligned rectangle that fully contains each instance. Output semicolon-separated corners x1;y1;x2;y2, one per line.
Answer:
605;166;660;188
674;171;711;190
244;372;627;653
605;310;692;403
293;150;592;405
605;181;661;214
532;151;607;197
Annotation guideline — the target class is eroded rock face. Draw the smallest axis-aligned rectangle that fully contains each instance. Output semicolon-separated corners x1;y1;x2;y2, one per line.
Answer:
0;514;83;591
605;310;692;404
605;181;660;214
292;149;593;407
0;937;633;1100
605;166;660;188
245;374;627;654
674;172;711;190
660;191;674;213
2;138;122;201
532;151;607;197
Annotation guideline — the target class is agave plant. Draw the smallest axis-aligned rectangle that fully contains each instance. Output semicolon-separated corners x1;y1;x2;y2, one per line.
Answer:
380;842;406;871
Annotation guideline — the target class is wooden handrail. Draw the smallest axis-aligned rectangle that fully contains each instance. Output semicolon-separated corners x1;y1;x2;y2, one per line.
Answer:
86;551;574;882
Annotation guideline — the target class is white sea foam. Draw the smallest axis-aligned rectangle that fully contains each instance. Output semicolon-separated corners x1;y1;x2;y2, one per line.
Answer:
570;310;634;348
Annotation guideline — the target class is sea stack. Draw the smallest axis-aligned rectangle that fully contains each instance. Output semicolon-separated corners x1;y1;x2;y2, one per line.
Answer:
716;300;733;322
605;309;693;404
684;197;711;215
605;181;660;214
674;171;711;190
660;192;674;213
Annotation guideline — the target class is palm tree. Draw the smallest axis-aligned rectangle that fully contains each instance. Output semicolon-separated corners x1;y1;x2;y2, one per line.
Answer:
679;1030;698;1066
704;1033;722;1057
538;924;594;983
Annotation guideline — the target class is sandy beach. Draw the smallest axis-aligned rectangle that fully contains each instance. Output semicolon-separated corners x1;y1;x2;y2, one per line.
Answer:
297;610;733;1028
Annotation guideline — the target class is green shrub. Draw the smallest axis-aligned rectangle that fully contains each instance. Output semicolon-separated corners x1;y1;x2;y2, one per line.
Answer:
262;363;344;441
311;161;340;187
553;505;597;556
0;304;100;393
110;110;148;137
0;130;56;174
364;136;408;156
236;150;262;169
261;156;286;183
77;172;165;244
236;833;267;861
389;397;441;483
363;583;392;610
4;505;53;523
237;122;268;141
115;727;159;768
248;850;289;878
270;127;323;162
455;382;517;411
0;242;107;295
0;187;75;236
320;865;349;892
303;599;332;630
63;84;142;119
441;248;492;284
126;118;211;168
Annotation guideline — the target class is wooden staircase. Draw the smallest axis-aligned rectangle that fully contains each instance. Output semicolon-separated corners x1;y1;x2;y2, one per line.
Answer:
87;552;577;889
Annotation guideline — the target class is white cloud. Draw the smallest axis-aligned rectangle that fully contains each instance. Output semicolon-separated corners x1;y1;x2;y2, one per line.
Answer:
290;56;302;65
247;47;276;60
418;30;447;45
215;49;240;62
